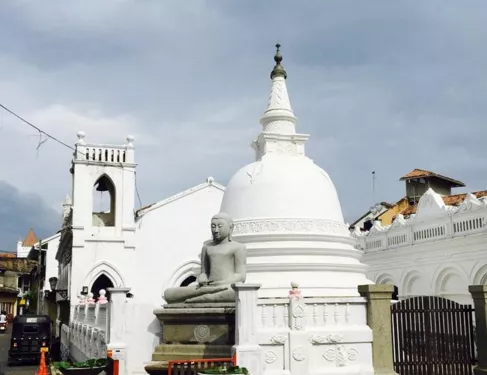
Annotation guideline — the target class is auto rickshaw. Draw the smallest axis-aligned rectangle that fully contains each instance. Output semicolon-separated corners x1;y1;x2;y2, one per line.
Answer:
8;314;52;365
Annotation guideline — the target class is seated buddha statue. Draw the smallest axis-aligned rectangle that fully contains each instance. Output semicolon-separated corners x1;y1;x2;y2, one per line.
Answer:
164;213;246;304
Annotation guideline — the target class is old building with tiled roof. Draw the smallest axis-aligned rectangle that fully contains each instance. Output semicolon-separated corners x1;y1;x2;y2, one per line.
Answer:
0;251;38;317
351;168;473;231
400;168;466;204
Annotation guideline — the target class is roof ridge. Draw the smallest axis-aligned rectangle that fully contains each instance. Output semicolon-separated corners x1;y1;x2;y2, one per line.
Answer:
136;179;225;217
399;168;465;187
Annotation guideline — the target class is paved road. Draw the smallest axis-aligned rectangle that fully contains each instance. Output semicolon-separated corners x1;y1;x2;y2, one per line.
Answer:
0;331;37;375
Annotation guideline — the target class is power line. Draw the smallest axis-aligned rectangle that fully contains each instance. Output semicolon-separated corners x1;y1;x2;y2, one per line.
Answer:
0;103;143;208
0;103;76;151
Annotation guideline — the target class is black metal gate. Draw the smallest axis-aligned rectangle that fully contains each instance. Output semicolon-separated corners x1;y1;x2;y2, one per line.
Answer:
391;296;476;375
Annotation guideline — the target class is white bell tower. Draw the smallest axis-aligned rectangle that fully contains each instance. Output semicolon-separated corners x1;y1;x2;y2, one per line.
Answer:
68;131;137;312
71;131;136;239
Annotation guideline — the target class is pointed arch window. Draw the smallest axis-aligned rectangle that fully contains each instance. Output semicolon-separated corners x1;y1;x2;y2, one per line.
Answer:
92;174;116;227
91;274;114;301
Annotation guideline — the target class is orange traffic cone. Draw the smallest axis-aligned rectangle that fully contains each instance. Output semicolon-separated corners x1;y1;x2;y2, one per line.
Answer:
36;350;48;375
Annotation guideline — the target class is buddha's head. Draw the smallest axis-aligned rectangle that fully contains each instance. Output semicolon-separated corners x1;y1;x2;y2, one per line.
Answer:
211;212;233;243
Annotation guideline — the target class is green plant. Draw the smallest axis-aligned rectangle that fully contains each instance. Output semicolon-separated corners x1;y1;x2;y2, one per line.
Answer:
54;358;108;370
200;366;249;374
22;291;34;302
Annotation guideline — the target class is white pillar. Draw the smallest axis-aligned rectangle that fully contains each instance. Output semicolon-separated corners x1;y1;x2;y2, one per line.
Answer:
232;283;263;375
107;287;130;375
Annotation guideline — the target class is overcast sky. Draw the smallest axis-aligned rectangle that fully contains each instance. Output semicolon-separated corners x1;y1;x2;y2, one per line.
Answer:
1;1;487;249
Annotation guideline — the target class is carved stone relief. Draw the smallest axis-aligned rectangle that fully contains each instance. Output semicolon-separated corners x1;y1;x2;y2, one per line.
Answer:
194;325;211;342
292;346;306;362
265;351;278;364
270;335;287;345
273;141;297;156
292;304;305;330
323;345;359;367
233;219;348;236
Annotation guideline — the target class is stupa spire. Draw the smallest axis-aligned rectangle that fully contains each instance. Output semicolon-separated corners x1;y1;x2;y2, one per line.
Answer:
252;44;309;161
260;44;297;135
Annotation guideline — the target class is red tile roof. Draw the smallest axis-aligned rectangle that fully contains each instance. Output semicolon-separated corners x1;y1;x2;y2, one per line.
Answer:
399;169;465;187
400;190;487;216
22;229;38;247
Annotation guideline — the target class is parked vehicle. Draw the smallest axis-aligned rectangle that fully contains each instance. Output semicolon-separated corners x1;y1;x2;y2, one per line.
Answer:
0;322;7;333
0;310;8;333
8;315;52;365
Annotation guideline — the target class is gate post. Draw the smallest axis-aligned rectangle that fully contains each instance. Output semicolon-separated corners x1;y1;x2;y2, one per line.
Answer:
469;285;487;375
358;284;398;375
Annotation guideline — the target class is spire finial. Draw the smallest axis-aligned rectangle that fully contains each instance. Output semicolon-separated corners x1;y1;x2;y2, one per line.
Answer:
271;43;287;80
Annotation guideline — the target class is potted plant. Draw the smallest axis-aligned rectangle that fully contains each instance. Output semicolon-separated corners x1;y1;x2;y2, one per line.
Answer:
54;358;108;375
198;365;249;374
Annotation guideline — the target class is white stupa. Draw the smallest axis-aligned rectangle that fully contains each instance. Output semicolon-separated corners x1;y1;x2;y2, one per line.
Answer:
221;44;372;298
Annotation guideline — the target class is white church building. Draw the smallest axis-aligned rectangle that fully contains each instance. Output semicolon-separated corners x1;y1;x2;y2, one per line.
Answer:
53;132;225;371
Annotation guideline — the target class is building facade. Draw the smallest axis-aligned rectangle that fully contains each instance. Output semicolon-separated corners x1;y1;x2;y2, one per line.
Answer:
27;232;61;323
355;188;487;305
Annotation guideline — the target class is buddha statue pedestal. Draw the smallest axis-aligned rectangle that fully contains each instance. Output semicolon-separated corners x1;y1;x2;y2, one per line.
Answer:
144;303;236;375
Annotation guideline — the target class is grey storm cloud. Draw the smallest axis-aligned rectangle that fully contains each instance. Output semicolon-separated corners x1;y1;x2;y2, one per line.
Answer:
0;181;60;250
0;0;487;249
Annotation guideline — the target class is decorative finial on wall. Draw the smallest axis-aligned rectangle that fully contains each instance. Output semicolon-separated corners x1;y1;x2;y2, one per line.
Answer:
270;43;287;80
97;289;108;304
76;131;86;145
126;135;135;148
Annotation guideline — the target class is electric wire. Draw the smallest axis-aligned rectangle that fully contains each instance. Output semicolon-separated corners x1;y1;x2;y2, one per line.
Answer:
0;103;143;208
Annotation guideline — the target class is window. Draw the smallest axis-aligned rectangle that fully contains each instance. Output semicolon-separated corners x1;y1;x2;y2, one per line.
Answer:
22;325;38;334
23;276;30;290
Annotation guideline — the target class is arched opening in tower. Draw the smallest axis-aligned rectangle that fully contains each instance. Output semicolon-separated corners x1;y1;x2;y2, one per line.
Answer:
92;174;116;227
91;274;114;301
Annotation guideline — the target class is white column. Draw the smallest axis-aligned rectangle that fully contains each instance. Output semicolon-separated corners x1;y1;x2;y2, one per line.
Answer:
232;283;263;375
107;287;130;375
288;283;308;375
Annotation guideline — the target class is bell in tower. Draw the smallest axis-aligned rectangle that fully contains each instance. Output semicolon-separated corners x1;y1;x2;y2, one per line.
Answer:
95;178;109;192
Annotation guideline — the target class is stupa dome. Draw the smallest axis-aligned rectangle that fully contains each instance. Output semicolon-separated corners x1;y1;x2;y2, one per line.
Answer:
221;156;344;224
219;45;371;298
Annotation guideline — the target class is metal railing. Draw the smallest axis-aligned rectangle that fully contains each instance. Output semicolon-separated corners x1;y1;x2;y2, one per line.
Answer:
168;355;237;375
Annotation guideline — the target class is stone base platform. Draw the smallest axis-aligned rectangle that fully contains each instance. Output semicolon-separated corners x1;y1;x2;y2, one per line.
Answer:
144;303;235;375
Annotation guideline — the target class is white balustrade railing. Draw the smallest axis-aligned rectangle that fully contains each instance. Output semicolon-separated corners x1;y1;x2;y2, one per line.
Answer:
84;146;127;163
355;189;487;253
74;132;135;164
233;283;373;375
62;290;110;362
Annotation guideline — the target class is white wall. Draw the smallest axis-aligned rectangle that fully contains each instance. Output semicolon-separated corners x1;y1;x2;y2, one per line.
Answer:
42;234;61;291
364;233;487;305
356;188;487;305
68;181;224;374
126;183;224;374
